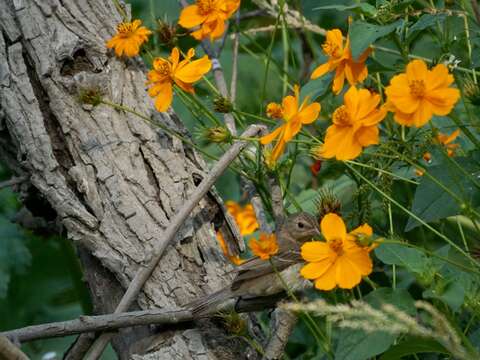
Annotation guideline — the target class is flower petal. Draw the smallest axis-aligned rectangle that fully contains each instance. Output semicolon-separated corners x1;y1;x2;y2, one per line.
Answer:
406;59;428;82
178;5;208;28
311;62;331;79
322;125;363;160
174;55;212;83
300;258;335;280
335;255;362;289
355;125;379;147
260;126;283;145
314;264;337;290
296;102;321;124
321;213;346;242
153;82;173;112
301;241;332;262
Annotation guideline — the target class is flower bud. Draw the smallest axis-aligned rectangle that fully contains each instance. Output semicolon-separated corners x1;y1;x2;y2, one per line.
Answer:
315;188;341;219
78;87;103;106
203;126;232;144
156;19;177;47
464;78;480;106
213;96;233;113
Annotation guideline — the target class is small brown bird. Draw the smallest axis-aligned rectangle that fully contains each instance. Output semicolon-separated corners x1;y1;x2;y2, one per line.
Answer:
188;212;321;315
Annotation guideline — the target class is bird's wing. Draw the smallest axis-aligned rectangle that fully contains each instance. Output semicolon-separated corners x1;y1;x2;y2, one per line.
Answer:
231;251;302;290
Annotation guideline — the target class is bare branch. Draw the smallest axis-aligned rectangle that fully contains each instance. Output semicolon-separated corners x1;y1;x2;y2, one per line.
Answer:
2;295;284;344
0;176;27;190
85;125;263;359
0;336;28;360
262;309;297;360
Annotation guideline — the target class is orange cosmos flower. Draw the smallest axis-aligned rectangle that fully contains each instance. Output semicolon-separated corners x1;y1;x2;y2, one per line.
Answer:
260;85;321;163
249;233;279;260
146;47;211;112
300;213;374;290
436;129;460;157
179;0;240;41
321;86;386;160
311;29;371;95
385;59;460;127
106;20;152;58
226;201;259;236
216;231;245;265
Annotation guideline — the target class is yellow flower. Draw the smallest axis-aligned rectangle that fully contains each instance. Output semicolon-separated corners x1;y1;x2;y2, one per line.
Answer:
266;103;284;119
216;231;245;265
300;213;374;290
436;129;460;157
249;233;279;260
385;59;460;127
226;201;259;236
311;29;371;94
106;20;152;57
178;0;240;41
321;86;386;160
146;47;211;112
260;85;321;163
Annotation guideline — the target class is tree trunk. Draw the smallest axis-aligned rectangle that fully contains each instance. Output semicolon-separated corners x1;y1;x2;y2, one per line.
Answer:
0;0;245;358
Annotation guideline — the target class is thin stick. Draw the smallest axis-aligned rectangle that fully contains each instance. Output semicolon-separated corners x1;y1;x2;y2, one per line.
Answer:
0;176;27;189
1;295;283;344
84;125;263;359
231;11;240;102
0;336;29;360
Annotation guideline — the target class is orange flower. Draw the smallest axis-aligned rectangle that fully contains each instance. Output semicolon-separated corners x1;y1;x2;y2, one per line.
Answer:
106;20;152;57
178;0;240;41
226;201;259;236
216;231;245;265
321;86;386;160
385;59;460;127
249;233;279;260
300;213;374;290
436;129;460;157
311;29;370;94
146;47;211;112
260;85;321;163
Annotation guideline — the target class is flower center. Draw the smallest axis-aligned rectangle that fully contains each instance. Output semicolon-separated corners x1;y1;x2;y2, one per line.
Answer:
117;22;135;35
322;40;340;57
332;105;351;126
409;80;426;98
197;0;215;14
266;103;284;119
156;61;171;77
329;239;343;255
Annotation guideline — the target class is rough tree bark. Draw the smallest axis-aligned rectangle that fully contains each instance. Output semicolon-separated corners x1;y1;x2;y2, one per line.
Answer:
0;0;249;358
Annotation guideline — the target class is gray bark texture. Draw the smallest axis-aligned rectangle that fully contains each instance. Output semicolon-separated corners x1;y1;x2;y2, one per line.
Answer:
0;0;247;358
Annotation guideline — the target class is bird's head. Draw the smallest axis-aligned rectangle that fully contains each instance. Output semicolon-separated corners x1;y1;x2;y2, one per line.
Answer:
284;212;321;243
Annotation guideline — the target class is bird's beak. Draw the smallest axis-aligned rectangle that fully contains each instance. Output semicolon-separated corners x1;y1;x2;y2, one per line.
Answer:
314;227;321;238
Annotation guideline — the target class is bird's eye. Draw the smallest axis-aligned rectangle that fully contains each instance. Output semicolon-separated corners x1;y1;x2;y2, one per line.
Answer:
298;222;305;229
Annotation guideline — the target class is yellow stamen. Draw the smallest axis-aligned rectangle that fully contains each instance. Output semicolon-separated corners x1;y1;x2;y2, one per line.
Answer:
329;239;343;255
409;80;426;98
117;22;135;34
322;40;340;57
333;105;351;126
197;0;215;15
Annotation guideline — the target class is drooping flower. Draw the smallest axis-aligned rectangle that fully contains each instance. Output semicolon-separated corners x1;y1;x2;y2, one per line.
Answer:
260;85;321;163
385;59;460;127
436;129;460;157
226;201;259;236
249;233;279;260
311;29;371;94
106;20;152;57
146;47;211;112
321;86;386;160
216;230;245;265
178;0;240;41
300;213;374;290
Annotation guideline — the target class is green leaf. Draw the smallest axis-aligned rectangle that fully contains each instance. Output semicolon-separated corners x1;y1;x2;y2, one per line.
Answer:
349;20;403;60
380;336;449;359
314;3;377;17
335;288;415;360
423;280;465;312
407;14;447;42
405;155;480;231
375;243;428;274
300;73;332;102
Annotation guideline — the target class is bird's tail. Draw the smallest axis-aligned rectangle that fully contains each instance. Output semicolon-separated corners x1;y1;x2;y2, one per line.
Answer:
185;288;233;317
